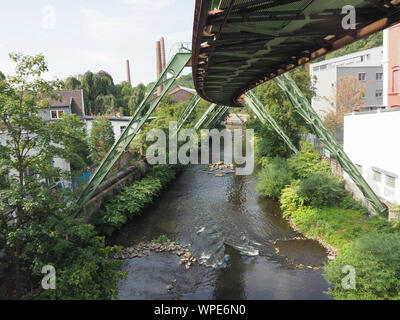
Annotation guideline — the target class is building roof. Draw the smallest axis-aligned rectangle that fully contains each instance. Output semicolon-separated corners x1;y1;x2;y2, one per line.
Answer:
50;90;85;119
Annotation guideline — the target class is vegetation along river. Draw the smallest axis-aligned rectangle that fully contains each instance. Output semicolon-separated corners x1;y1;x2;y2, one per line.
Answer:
110;165;330;300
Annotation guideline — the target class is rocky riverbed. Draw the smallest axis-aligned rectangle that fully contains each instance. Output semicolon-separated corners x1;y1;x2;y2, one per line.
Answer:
114;239;198;271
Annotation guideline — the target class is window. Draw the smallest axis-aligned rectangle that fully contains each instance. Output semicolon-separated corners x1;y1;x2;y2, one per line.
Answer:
320;64;327;70
386;175;396;189
120;126;126;134
313;66;319;72
373;170;382;183
376;72;383;81
375;89;383;98
358;73;366;81
50;110;64;120
355;164;363;174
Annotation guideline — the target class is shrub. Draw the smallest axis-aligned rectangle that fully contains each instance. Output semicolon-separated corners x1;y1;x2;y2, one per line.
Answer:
340;195;368;214
280;180;305;216
256;157;293;199
94;166;176;235
89;116;115;162
324;232;400;300
287;141;330;179
297;171;345;207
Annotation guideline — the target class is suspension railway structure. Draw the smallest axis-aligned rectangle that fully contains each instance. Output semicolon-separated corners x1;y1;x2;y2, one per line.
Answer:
77;0;400;217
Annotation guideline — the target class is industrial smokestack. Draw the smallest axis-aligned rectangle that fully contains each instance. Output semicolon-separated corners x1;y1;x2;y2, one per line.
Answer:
126;59;131;85
156;40;163;95
160;37;166;71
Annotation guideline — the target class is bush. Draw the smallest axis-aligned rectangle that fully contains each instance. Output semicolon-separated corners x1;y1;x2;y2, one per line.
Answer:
256;157;293;199
94;165;176;235
287;141;330;179
340;195;368;214
280;180;305;216
297;171;345;207
324;232;400;300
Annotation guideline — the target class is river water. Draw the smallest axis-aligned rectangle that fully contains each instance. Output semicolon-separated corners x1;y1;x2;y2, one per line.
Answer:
110;164;330;300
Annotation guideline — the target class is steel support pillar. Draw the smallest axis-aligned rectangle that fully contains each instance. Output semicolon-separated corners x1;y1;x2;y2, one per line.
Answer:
275;73;388;217
177;95;201;132
205;106;229;128
76;52;191;212
244;90;298;154
194;103;217;130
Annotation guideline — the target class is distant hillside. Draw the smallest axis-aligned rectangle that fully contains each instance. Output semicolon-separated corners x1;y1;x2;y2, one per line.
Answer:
315;31;383;62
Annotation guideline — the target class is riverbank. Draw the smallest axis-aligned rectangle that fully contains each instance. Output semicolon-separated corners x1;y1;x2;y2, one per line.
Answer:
110;165;329;299
255;142;400;299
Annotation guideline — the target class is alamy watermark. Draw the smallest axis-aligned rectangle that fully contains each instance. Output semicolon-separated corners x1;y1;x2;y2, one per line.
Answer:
41;265;56;290
145;122;254;175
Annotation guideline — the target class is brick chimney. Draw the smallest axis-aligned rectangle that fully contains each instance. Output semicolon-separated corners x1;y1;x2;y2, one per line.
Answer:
156;40;163;95
126;59;131;85
160;37;166;71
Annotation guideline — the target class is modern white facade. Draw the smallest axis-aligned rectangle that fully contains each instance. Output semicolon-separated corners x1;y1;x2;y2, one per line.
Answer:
310;46;384;117
85;116;136;140
344;108;400;206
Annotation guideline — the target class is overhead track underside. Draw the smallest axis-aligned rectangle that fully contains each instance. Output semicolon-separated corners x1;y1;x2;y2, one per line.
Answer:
192;0;400;107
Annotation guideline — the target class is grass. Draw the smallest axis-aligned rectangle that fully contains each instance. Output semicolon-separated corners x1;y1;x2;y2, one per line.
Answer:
287;205;394;253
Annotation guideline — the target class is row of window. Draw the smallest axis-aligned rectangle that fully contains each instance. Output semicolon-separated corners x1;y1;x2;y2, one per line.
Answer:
358;72;383;81
356;164;396;189
312;54;372;72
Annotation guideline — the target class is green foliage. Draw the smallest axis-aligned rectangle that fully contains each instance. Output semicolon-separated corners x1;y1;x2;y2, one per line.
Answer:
287;141;330;179
94;166;176;235
248;67;313;158
256;157;293;199
324;232;400;300
151;234;169;244
89;116;115;162
0;70;5;80
297;171;345;207
318;32;383;62
280;180;304;216
63;71;147;116
175;73;194;89
0;53;125;299
340;195;368;214
50;113;91;171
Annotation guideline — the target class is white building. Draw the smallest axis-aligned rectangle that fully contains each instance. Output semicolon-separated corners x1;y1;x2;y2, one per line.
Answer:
310;47;385;117
344;108;400;206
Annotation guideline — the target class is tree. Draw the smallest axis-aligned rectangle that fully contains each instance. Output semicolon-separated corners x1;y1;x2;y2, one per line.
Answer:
89;116;115;162
50;113;91;172
63;76;81;90
248;67;314;158
0;53;65;297
0;71;4;80
0;53;124;299
323;74;368;135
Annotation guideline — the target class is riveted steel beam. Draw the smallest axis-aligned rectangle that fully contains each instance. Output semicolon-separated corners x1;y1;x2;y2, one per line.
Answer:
275;73;388;217
76;52;191;213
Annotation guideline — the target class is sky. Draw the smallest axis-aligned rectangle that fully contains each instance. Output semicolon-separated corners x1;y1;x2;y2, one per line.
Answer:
0;0;195;86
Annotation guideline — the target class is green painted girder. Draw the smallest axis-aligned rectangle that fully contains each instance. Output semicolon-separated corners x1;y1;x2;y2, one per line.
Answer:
194;103;217;130
177;95;201;132
275;73;388;217
206;106;229;128
76;52;191;212
244;90;298;154
193;0;400;107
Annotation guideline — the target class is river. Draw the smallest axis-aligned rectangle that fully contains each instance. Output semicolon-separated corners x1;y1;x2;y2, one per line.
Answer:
110;163;330;300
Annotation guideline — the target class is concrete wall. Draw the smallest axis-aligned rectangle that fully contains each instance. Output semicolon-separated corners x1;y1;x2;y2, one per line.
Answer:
344;108;400;206
79;160;148;223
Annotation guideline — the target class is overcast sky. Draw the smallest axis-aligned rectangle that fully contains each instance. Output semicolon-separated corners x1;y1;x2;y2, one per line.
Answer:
0;0;195;86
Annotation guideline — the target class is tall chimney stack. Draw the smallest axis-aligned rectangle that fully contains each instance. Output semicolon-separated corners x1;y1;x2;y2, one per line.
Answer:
126;59;131;85
156;40;163;95
160;37;166;71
